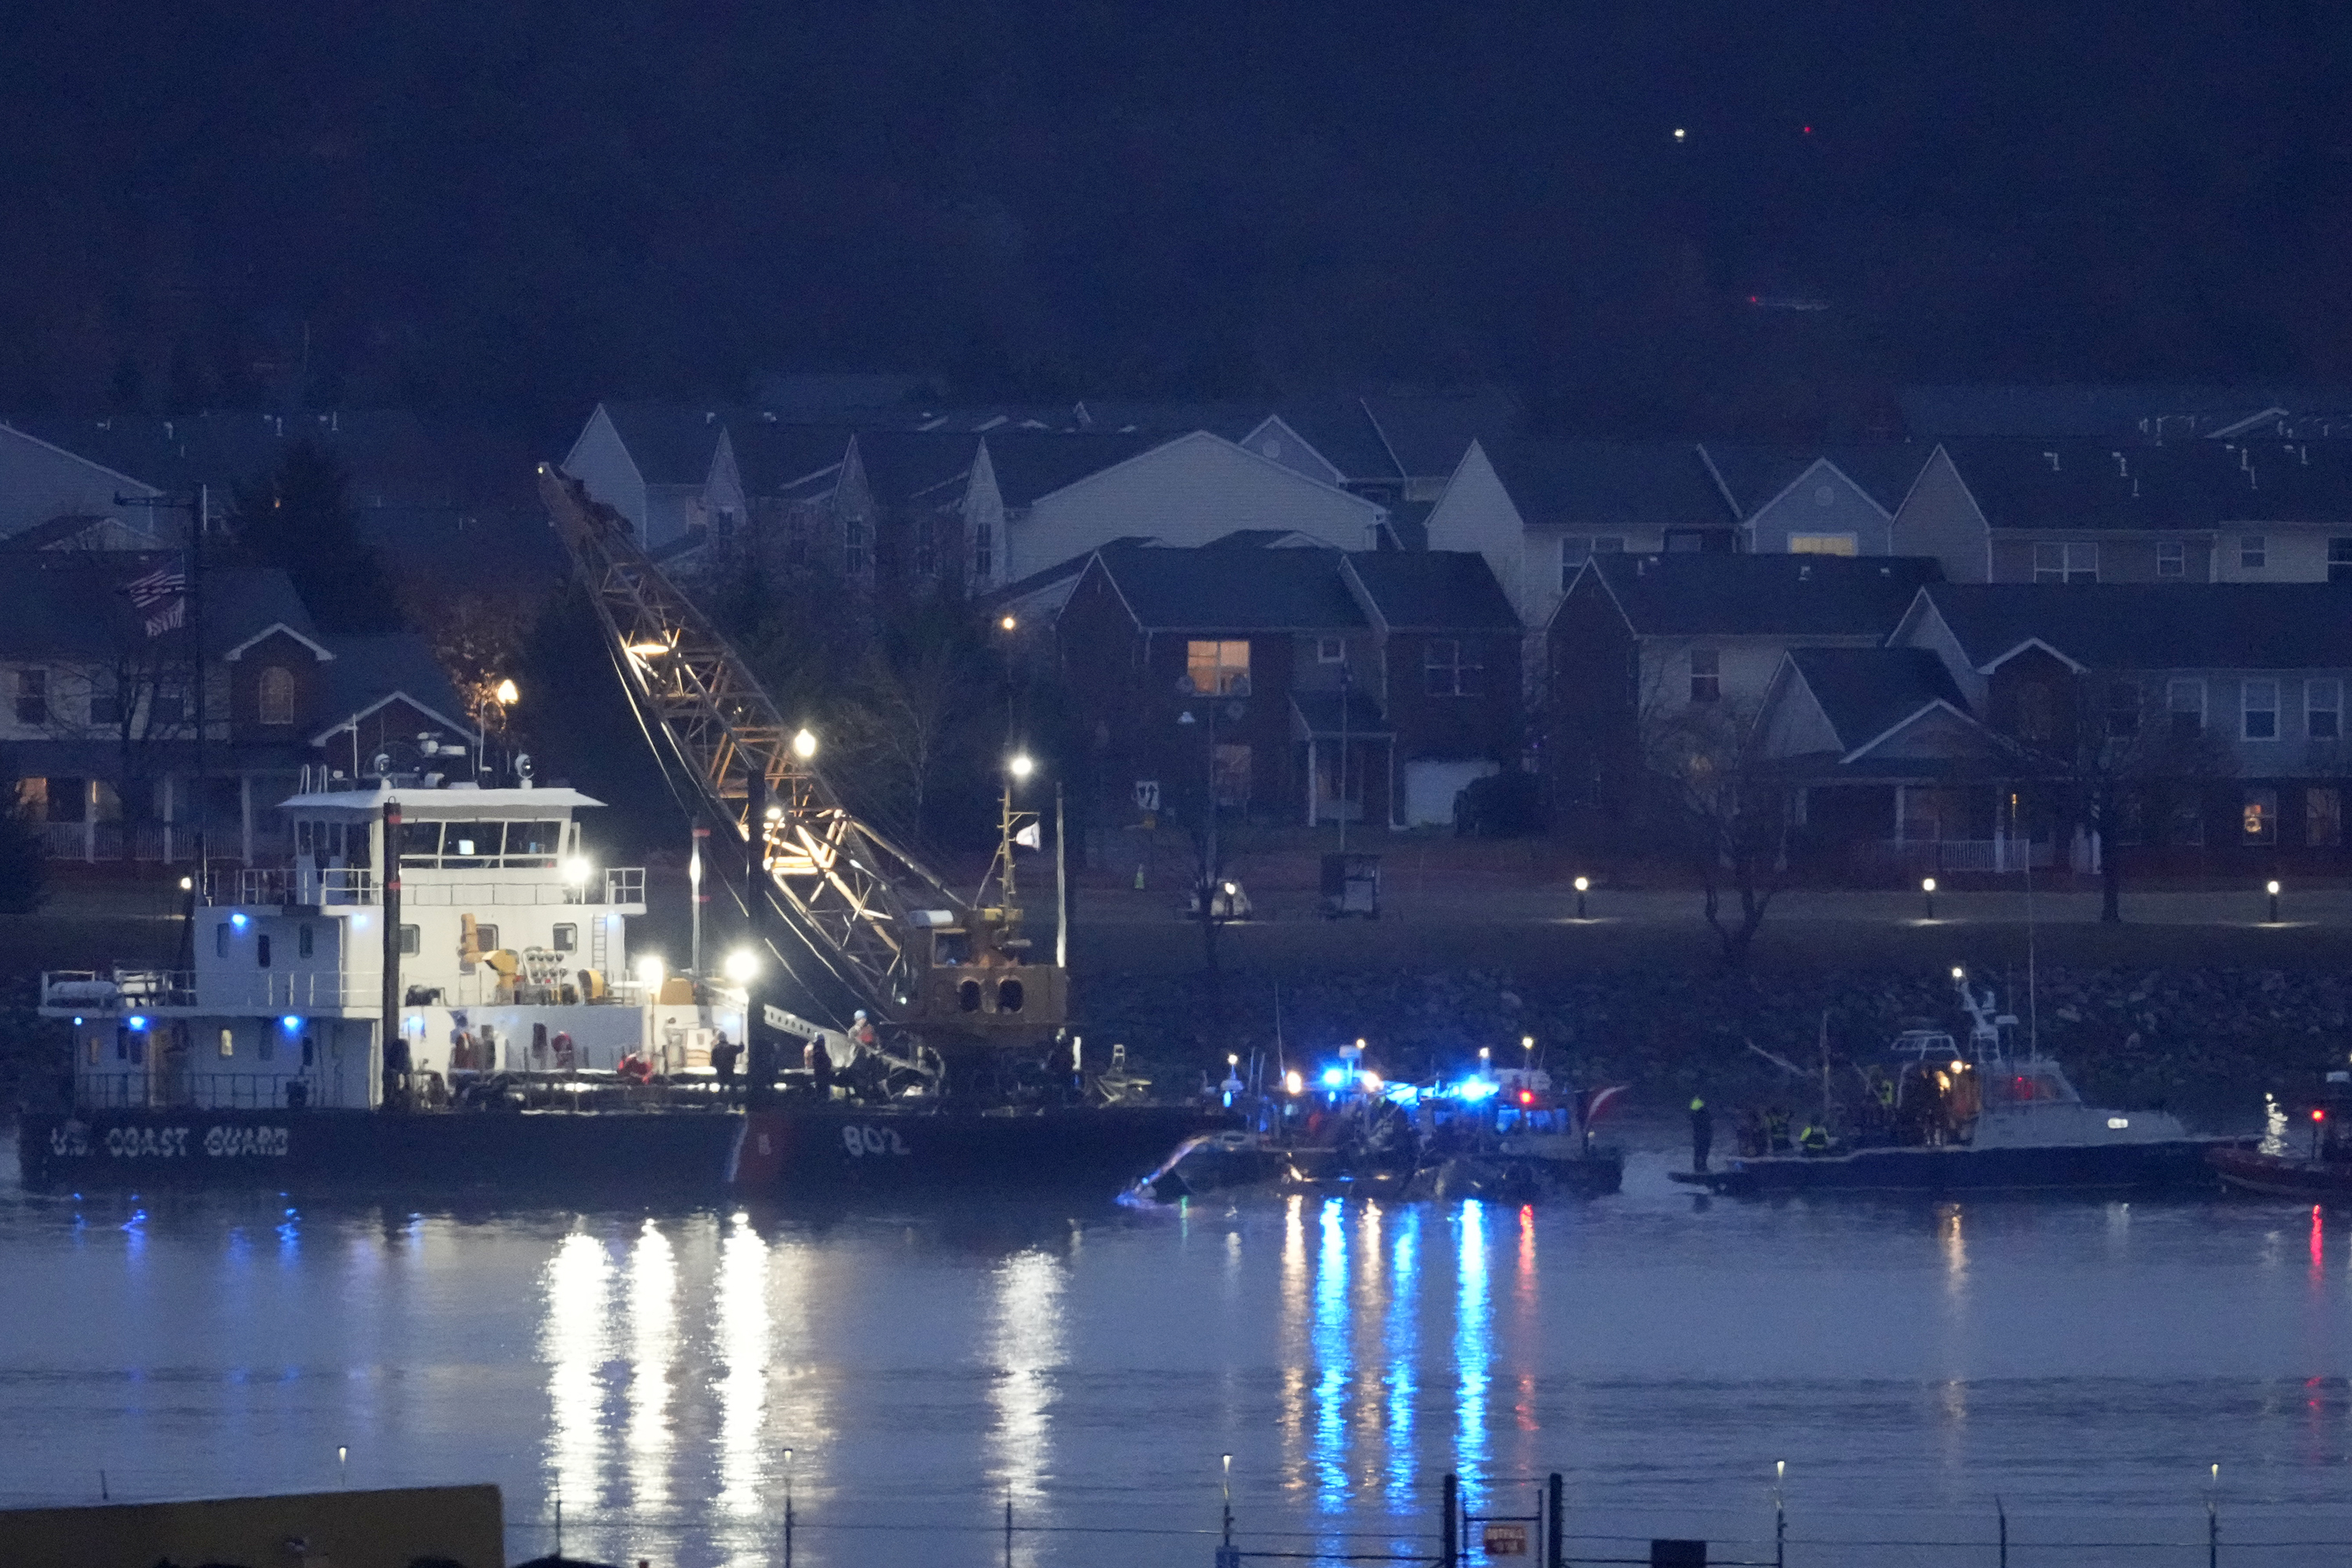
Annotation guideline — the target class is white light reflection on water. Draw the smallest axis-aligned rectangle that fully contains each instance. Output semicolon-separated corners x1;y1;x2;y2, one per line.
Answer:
1279;1194;1307;1484
989;1248;1065;1565
542;1231;615;1515
626;1220;676;1517
1312;1198;1351;1512
715;1212;769;1521
1454;1200;1490;1499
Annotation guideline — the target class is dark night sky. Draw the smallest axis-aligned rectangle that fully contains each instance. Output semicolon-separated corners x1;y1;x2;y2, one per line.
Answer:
5;0;2350;435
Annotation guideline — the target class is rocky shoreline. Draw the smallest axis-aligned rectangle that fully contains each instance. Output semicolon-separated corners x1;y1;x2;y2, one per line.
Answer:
1078;964;2352;1126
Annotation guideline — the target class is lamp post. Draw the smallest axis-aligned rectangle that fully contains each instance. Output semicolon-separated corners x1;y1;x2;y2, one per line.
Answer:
2267;879;2281;923
475;677;518;780
1573;875;1588;920
1922;877;1936;920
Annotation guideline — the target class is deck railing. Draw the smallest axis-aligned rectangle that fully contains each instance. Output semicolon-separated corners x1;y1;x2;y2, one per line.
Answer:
76;1071;318;1111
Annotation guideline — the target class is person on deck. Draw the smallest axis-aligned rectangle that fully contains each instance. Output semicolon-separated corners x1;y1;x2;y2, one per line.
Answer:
1689;1096;1713;1173
805;1036;834;1098
710;1032;739;1094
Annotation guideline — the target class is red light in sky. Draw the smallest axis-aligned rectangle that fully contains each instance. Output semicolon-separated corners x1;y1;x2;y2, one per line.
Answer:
1802;125;1813;135
2316;1109;2328;1121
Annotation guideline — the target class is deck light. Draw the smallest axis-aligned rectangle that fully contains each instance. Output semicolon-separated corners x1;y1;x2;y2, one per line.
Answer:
636;956;665;989
792;728;818;760
128;1016;148;1031
1285;1070;1304;1094
1522;1034;1534;1053
1362;1072;1382;1091
724;949;759;984
71;1015;83;1026
351;913;368;930
562;857;592;884
1009;753;1035;779
230;912;249;929
1320;1067;1345;1088
281;1015;301;1031
179;876;193;891
628;640;670;655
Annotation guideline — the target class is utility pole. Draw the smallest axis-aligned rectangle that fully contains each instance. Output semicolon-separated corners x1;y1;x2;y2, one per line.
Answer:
120;485;208;961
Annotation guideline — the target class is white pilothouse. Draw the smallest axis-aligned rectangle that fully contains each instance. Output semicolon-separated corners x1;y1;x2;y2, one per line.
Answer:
41;768;742;1111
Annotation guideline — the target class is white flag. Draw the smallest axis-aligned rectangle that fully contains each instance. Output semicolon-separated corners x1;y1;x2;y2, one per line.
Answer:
1014;822;1042;850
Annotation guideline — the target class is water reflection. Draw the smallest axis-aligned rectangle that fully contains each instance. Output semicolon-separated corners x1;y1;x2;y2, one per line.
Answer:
715;1212;768;1519
1385;1208;1421;1506
989;1248;1065;1565
1313;1199;1350;1510
1455;1200;1490;1495
1280;1194;1308;1485
543;1231;614;1515
627;1220;676;1516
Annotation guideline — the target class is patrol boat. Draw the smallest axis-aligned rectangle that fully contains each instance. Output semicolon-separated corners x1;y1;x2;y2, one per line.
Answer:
1675;970;2230;1196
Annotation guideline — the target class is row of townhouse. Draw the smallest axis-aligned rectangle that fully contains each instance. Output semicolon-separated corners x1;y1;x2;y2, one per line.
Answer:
1544;551;2352;875
0;417;492;866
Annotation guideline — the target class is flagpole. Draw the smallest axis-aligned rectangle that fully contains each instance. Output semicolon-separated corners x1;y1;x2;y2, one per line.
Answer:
191;484;207;887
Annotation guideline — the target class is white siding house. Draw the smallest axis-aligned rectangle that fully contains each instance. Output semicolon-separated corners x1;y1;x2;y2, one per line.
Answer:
561;404;742;554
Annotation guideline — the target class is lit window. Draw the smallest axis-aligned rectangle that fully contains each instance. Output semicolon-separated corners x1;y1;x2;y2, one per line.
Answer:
258;666;296;725
1788;535;1857;556
1425;639;1484;697
2033;542;2097;583
1690;648;1721;703
2157;539;2185;579
2310;678;2343;740
1185;641;1250;696
219;1028;234;1059
2168;679;2205;738
2244;786;2278;843
2241;534;2267;571
2243;679;2278;741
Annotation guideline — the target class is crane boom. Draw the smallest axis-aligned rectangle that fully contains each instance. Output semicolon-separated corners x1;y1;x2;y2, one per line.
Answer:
536;463;1065;1050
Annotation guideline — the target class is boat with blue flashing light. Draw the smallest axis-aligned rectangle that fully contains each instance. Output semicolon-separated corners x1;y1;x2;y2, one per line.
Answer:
1123;1054;1625;1204
1672;970;2237;1197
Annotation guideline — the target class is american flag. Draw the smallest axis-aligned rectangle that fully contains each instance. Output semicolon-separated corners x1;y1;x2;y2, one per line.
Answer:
125;566;187;637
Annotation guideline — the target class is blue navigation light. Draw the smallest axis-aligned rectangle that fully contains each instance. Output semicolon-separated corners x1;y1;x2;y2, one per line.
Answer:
1454;1078;1498;1102
127;1016;149;1031
281;1015;302;1031
71;1015;83;1025
230;913;249;929
1320;1066;1346;1088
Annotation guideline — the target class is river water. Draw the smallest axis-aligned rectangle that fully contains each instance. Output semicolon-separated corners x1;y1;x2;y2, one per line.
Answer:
6;1123;2352;1568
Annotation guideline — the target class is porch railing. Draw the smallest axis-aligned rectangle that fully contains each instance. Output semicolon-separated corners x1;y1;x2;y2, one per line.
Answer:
1869;838;2057;873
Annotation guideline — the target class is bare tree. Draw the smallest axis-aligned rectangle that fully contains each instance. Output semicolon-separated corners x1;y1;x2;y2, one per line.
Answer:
2057;676;2237;924
1639;697;1796;968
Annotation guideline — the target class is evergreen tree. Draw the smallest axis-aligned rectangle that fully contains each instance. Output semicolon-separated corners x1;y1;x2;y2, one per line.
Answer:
228;441;404;631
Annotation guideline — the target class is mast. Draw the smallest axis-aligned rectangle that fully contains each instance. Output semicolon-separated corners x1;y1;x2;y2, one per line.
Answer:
381;797;401;1105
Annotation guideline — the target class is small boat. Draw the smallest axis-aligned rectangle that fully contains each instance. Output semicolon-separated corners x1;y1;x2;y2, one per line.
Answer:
1674;971;2236;1196
2209;1074;2352;1200
1123;1063;1624;1203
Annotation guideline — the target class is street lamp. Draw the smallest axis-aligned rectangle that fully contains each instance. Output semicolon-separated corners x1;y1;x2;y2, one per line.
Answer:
1000;614;1018;633
2267;879;2281;922
1922;877;1936;920
1009;753;1036;781
495;677;519;706
1573;875;1589;919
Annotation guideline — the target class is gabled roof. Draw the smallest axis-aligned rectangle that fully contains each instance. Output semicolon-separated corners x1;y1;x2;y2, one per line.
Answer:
1698;443;1933;517
1085;542;1366;632
1936;439;2352;531
1359;388;1521;477
1899;384;2352;440
1784;648;1969;754
310;633;470;739
1478;439;1733;528
848;430;982;503
1564;554;1943;638
593;402;729;487
1343;552;1520;632
981;431;1163;506
727;422;855;495
1258;400;1400;481
222;622;336;662
1911;583;2352;672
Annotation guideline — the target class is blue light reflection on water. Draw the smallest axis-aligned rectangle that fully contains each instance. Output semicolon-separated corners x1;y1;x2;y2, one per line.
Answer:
1311;1197;1350;1514
1454;1198;1490;1504
1385;1207;1421;1519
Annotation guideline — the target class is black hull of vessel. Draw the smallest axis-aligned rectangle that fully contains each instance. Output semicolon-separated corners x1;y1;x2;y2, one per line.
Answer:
1675;1138;2234;1196
16;1103;1228;1197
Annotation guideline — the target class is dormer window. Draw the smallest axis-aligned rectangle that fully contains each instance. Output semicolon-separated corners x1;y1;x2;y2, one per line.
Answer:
258;666;296;725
